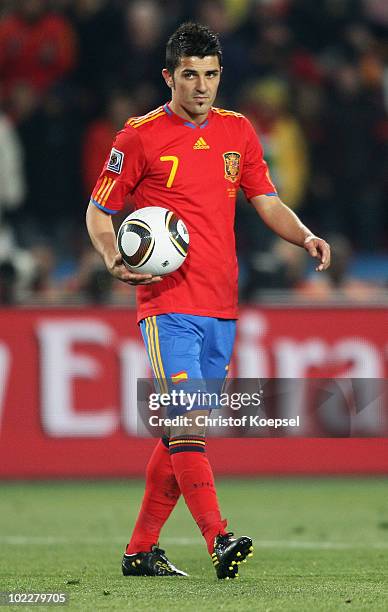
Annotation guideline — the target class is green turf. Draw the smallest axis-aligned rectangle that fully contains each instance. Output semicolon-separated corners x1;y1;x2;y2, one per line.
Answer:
0;478;387;611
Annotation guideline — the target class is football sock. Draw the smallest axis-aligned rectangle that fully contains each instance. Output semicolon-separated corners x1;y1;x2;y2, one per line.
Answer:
169;436;227;553
126;436;180;554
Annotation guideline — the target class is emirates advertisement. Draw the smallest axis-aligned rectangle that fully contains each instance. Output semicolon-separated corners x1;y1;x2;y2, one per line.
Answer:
0;308;387;478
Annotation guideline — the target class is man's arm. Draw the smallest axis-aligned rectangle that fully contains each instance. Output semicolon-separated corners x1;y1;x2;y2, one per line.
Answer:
85;202;162;285
250;194;331;271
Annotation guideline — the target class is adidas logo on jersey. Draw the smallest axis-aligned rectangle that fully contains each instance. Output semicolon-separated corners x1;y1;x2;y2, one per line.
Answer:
193;137;210;150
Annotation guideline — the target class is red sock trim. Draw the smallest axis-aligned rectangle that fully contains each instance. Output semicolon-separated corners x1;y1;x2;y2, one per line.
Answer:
169;436;206;454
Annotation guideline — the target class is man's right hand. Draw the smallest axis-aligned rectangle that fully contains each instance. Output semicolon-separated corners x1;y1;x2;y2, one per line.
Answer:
105;252;163;285
85;203;162;285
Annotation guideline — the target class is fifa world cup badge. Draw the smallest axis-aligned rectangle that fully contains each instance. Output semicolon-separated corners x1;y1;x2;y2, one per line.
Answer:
107;148;124;174
223;151;241;183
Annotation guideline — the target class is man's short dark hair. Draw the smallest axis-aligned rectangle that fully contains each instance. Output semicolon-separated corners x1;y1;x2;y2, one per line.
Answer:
166;22;222;74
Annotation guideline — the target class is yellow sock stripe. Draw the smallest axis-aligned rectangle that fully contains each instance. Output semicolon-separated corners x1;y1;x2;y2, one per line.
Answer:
170;438;206;446
169;437;206;442
145;317;161;387
169;439;206;446
151;316;168;394
169;443;206;448
101;179;116;205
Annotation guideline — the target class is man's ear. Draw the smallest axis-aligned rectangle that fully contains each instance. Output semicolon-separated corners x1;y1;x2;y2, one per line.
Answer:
162;68;174;89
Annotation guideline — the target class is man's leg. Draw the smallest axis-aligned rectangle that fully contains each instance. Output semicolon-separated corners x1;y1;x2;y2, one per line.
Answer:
168;412;228;553
168;415;253;580
148;314;231;553
122;439;187;576
192;318;253;578
128;314;252;579
167;317;237;554
138;313;229;553
125;317;184;553
122;316;187;576
125;436;180;554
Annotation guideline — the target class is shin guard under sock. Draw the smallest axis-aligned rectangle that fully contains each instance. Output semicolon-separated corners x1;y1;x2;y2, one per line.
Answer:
126;437;180;554
169;436;227;553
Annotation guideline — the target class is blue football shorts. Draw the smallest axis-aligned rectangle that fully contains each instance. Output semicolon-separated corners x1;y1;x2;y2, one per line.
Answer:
140;314;236;416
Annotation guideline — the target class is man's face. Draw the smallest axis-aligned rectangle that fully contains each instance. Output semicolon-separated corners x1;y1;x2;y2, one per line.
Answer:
163;55;221;119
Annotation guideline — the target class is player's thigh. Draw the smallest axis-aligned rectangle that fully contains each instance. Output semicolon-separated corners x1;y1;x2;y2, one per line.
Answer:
140;314;203;382
140;315;204;432
141;315;213;437
200;318;237;392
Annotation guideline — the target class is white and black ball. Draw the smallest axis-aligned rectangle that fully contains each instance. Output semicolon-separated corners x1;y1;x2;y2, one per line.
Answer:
117;206;189;275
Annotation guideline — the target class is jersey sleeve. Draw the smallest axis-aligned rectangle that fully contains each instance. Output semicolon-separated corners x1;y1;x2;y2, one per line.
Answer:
89;126;147;214
240;117;277;200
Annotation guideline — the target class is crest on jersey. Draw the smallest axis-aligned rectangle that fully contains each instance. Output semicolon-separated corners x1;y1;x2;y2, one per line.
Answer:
107;147;124;174
223;151;241;183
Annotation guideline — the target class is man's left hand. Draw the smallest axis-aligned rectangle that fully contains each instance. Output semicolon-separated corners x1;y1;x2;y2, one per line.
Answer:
304;235;331;272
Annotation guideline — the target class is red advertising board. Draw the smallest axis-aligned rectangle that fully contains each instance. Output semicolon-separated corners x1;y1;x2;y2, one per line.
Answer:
0;307;387;478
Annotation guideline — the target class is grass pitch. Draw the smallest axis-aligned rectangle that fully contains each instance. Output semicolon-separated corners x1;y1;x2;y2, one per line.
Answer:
0;478;387;611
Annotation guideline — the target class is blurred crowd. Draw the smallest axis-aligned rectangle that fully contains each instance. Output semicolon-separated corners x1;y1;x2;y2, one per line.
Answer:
0;0;387;305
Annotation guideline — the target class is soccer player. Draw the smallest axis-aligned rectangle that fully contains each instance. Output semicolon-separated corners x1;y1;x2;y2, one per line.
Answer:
86;23;330;579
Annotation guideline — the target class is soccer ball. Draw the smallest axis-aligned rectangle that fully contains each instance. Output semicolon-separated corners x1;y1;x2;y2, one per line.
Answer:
117;206;189;275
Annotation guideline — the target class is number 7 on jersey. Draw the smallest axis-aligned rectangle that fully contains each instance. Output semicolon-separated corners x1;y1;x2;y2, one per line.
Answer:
160;155;179;188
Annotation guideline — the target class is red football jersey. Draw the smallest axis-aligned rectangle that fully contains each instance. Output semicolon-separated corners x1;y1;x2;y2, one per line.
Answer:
90;103;277;322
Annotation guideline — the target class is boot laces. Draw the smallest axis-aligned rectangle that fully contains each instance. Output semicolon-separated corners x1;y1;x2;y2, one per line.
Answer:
216;532;235;550
151;545;166;557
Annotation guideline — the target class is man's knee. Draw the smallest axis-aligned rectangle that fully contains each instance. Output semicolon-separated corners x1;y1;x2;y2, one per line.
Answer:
169;409;207;438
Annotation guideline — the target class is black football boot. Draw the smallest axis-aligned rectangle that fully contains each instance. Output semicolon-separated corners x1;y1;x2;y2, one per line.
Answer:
211;532;253;579
122;545;188;577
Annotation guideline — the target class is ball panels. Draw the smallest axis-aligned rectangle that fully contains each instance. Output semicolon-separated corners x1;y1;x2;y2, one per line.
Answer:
117;206;189;275
119;219;155;268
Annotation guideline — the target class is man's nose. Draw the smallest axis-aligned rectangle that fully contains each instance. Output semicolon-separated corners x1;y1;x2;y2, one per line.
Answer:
196;77;207;92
